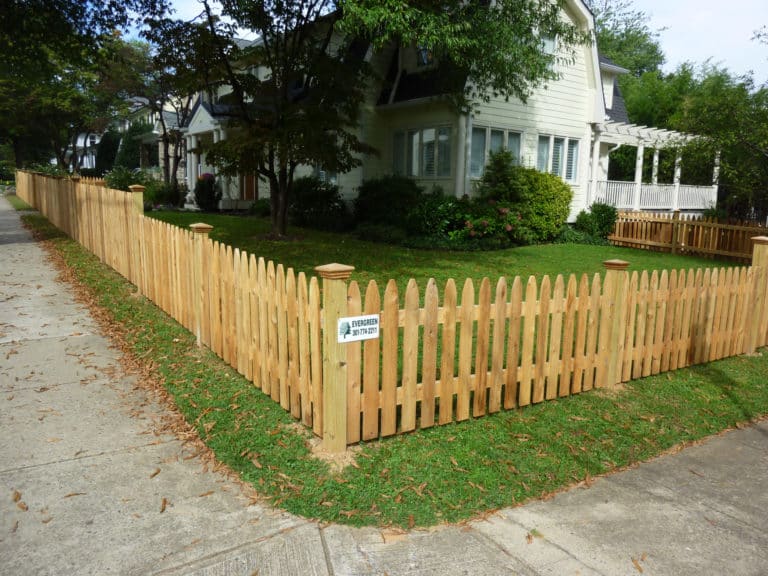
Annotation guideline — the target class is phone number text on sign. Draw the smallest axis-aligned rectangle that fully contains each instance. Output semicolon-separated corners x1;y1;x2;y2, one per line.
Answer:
337;314;380;343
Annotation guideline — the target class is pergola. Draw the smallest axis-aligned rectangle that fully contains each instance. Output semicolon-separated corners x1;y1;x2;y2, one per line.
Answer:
588;121;720;211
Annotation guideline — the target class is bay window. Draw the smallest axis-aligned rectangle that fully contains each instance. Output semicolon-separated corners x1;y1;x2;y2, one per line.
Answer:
537;135;579;182
471;126;523;177
393;127;452;178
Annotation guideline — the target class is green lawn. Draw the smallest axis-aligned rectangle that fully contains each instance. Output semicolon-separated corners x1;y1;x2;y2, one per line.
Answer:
148;210;729;292
20;209;768;529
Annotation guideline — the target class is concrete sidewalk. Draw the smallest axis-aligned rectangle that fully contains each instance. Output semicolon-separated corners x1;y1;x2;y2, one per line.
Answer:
1;193;767;576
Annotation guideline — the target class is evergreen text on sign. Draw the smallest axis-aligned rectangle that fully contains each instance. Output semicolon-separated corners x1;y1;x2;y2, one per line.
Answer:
337;314;380;343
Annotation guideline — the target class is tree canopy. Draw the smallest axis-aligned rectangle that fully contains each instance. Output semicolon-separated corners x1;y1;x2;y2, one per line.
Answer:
169;0;590;235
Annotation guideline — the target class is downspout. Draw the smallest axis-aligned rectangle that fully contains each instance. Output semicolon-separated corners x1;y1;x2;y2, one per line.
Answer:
463;114;472;197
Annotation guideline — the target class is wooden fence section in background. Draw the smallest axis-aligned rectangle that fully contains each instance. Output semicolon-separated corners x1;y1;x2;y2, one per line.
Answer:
16;171;323;435
14;172;768;451
610;211;767;262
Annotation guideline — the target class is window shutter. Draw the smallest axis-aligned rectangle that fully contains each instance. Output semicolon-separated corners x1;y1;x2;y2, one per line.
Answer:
437;128;451;177
537;136;550;172
566;139;579;181
552;137;565;177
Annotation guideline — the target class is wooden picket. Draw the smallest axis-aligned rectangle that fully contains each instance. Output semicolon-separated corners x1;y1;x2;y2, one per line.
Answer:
15;171;768;450
611;211;767;261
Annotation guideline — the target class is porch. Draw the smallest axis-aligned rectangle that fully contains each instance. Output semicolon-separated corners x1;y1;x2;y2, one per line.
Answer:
588;120;719;212
591;180;718;211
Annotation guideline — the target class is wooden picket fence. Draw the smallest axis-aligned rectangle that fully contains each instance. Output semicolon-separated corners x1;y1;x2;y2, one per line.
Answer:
15;171;323;435
610;210;767;262
15;172;768;452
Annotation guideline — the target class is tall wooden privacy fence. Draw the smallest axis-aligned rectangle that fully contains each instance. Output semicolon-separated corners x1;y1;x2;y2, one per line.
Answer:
15;172;768;452
610;210;767;262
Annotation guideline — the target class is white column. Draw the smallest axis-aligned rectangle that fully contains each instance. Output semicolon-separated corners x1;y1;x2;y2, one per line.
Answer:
672;151;682;211
463;115;472;197
455;114;467;198
633;143;644;211
711;150;721;207
589;128;602;205
652;149;660;184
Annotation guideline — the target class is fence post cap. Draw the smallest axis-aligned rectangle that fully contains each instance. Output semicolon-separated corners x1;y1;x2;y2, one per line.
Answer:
315;263;354;280
751;236;768;245
128;184;146;193
189;222;214;235
603;259;630;270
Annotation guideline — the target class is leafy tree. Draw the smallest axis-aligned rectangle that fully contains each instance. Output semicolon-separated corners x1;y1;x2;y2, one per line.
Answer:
585;0;664;76
0;1;168;168
173;0;589;237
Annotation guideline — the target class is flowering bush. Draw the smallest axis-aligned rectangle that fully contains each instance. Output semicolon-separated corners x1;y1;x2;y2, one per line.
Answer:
194;173;221;212
447;200;526;247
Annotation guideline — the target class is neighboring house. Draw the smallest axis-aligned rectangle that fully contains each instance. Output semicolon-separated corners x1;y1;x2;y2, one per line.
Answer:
63;132;101;171
181;0;717;216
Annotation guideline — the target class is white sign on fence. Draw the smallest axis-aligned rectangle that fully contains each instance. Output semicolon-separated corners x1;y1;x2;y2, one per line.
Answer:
338;314;380;343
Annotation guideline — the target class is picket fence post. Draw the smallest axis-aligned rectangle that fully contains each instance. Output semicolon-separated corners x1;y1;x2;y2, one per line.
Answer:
190;223;214;347
315;262;355;453
747;237;768;354
604;259;630;387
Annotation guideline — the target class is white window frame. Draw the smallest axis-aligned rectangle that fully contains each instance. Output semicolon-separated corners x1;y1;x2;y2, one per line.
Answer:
470;125;524;178
393;127;452;179
536;134;580;182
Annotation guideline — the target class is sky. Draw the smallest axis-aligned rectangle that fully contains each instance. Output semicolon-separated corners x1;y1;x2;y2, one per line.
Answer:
631;0;768;82
166;0;768;83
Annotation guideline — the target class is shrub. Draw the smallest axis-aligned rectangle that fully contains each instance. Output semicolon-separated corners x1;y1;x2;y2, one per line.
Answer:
289;176;351;231
554;224;609;245
475;150;523;202
476;151;572;243
194;173;222;212
95;129;121;175
250;198;271;217
145;180;181;208
403;187;468;238
104;166;152;192
574;202;618;239
355;175;423;228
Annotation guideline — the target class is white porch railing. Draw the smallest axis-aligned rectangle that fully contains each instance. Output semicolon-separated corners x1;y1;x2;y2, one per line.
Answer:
590;181;717;211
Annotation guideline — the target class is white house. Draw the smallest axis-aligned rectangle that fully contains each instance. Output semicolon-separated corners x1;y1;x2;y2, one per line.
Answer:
181;0;717;216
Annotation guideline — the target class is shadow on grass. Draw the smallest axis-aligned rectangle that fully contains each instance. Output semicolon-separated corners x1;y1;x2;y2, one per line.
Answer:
689;357;768;438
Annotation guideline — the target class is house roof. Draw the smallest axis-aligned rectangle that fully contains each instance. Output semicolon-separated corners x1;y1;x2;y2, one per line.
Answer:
606;82;630;123
598;54;629;75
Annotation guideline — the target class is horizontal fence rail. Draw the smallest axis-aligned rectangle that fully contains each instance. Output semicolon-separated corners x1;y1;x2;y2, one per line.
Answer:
15;172;768;451
610;211;768;262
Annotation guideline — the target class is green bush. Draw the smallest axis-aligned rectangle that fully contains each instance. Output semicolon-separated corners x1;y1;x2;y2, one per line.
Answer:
289;176;351;231
250;198;271;217
554;224;609;245
574;201;618;239
355;175;423;228
475;150;523;202
194;173;222;212
104;166;152;192
114;123;153;169
95;129;121;175
145;180;181;207
403;187;467;237
476;151;572;244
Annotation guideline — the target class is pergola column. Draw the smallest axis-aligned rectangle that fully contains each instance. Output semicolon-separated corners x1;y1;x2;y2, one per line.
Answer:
633;142;644;211
589;127;602;205
672;151;682;211
711;150;721;207
651;149;660;185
